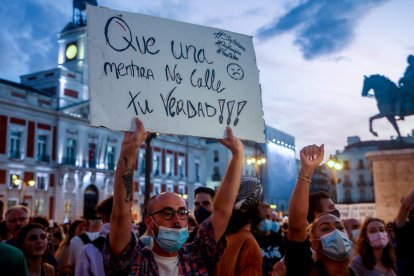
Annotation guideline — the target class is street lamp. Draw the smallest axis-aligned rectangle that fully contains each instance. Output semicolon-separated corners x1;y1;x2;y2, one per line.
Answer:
246;156;267;177
12;174;36;205
326;155;343;202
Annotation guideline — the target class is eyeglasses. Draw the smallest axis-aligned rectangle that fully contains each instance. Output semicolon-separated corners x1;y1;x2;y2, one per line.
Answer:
148;207;190;221
7;217;28;223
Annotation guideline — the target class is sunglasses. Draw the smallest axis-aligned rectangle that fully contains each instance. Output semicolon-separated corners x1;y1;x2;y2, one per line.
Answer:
148;207;190;221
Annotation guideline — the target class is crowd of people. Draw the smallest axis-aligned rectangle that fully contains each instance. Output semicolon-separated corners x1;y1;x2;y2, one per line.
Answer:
0;118;413;276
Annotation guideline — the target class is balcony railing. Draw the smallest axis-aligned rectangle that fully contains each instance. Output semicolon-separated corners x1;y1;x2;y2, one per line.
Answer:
37;155;50;162
61;157;76;165
88;160;97;169
9;150;21;159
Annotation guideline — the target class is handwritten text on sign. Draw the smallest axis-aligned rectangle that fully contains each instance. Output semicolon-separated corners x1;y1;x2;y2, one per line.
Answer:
87;5;265;142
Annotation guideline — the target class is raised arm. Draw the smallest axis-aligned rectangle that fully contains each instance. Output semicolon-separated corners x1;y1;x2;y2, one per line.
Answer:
109;118;148;256
288;144;324;242
210;127;244;242
394;188;414;228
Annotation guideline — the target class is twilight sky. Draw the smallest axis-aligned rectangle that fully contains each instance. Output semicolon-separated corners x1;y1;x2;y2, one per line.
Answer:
0;0;413;158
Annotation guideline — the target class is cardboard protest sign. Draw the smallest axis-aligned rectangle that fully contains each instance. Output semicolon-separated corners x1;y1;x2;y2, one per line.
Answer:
87;5;265;142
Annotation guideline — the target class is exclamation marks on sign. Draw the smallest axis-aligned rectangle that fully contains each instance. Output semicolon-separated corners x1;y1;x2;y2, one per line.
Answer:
226;101;235;125
218;99;225;124
233;101;247;126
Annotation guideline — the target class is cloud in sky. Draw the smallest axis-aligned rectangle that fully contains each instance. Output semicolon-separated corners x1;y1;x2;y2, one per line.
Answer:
256;0;389;59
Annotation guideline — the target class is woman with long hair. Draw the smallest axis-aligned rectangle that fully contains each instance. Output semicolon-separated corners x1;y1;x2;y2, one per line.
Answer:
350;217;396;275
17;223;55;276
54;219;86;275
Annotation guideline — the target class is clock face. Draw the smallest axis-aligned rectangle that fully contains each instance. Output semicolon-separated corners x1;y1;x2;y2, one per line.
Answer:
65;43;78;61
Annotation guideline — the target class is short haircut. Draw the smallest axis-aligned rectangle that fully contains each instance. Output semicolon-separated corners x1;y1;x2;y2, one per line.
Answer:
307;191;331;223
5;205;30;218
194;187;216;199
95;196;114;222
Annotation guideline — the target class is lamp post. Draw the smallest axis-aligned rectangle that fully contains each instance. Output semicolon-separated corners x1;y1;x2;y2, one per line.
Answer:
326;155;343;202
246;143;266;178
12;174;36;205
143;132;157;217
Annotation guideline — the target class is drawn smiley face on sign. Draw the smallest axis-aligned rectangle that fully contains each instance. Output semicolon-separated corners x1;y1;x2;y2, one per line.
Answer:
227;63;244;80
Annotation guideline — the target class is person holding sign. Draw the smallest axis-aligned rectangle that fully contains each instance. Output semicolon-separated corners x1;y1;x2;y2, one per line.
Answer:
103;118;244;275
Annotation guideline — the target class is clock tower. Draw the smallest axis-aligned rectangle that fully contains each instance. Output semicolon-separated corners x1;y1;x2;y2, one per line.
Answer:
58;0;97;83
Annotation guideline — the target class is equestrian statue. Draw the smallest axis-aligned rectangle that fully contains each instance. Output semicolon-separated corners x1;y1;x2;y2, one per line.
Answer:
362;54;414;138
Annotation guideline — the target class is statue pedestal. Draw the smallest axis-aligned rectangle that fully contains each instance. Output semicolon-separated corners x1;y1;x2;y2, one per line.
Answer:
366;149;414;223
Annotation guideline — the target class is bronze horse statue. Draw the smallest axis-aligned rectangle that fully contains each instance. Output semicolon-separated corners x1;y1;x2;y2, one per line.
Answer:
361;74;414;138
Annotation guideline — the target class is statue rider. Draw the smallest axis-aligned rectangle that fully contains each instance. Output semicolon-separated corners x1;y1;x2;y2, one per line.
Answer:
397;54;414;120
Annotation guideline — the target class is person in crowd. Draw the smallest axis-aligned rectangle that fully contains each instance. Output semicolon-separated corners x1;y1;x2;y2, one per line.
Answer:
307;191;340;223
385;222;397;249
69;217;102;270
75;196;113;276
344;218;361;243
216;176;264;276
0;240;28;275
104;118;244;275
55;219;86;276
0;199;4;222
285;144;354;275
187;186;215;242
0;220;10;241
30;216;59;271
194;186;215;224
17;223;55;276
394;187;414;276
5;205;30;246
350;217;396;275
253;203;284;276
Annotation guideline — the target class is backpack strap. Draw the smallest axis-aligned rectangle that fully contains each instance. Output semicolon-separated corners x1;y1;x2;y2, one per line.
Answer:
91;236;106;252
78;233;92;245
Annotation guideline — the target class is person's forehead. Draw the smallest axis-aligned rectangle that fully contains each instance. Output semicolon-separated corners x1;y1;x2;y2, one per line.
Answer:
367;220;384;229
28;228;45;235
316;214;341;226
154;193;187;209
7;209;26;217
194;192;212;202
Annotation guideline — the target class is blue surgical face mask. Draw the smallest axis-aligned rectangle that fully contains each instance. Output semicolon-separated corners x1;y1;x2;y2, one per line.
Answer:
259;219;272;232
270;221;280;233
317;229;352;261
351;229;359;240
151;218;189;252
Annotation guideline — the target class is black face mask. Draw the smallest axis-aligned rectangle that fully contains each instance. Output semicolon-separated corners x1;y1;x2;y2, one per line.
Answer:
194;206;212;224
330;209;341;219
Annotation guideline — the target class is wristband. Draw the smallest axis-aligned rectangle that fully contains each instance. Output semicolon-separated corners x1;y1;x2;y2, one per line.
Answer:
298;175;311;183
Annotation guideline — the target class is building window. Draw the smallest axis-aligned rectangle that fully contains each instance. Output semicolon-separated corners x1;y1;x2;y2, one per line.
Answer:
9;173;22;190
359;188;366;201
10;130;22;159
195;162;200;182
107;146;115;170
213;150;219;162
37;134;49;162
167;185;173;192
357;174;366;186
212;166;221;181
357;159;364;169
154;184;161;195
139;151;145;174
36;175;47;190
139;183;144;195
34;199;45;216
344;175;352;187
344;189;352;203
153;154;161;176
178;158;185;178
178;186;185;195
88;143;96;168
343;160;350;170
166;155;173;177
65;138;76;165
